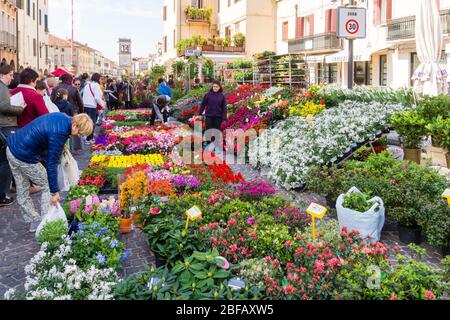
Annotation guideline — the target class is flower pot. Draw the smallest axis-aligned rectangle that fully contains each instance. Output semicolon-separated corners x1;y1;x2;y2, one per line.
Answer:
427;146;448;167
119;217;133;234
201;45;214;51
382;215;398;232
373;146;387;154
154;252;166;267
214;46;223;52
403;148;421;164
441;245;450;257
397;224;422;245
132;214;143;228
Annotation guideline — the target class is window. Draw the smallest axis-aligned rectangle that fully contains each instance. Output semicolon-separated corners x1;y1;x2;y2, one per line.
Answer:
225;26;231;39
163;6;167;21
304;16;310;36
33;38;37;57
282;21;289;42
354;61;370;85
33;3;35;20
163;36;167;53
44;15;48;32
39;9;42;25
380;0;387;24
61;55;65;65
380;55;387;86
218;0;220;12
27;0;30;16
173;29;176;48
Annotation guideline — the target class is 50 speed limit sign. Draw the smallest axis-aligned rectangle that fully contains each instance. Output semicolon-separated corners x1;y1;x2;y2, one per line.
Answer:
337;7;366;39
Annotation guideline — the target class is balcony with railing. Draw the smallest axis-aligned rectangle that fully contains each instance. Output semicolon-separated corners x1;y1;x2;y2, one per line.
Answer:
387;9;450;41
185;5;212;25
288;32;342;53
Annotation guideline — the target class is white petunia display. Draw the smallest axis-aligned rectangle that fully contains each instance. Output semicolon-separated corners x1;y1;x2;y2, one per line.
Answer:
249;101;407;189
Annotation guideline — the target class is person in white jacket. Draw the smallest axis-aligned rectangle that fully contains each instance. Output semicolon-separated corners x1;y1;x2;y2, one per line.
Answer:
82;73;105;142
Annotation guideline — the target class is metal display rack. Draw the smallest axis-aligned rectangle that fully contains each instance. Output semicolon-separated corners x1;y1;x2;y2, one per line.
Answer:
253;54;308;88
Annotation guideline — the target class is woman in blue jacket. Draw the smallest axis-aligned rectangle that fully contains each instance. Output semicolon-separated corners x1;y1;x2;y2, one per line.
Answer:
6;113;93;232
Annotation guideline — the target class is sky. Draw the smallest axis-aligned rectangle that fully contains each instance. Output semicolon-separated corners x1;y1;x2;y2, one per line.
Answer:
49;0;163;62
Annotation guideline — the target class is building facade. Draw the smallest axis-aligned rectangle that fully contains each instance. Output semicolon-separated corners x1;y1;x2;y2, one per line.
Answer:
17;0;49;74
218;0;276;57
160;0;219;66
0;0;18;69
278;0;450;89
48;34;72;72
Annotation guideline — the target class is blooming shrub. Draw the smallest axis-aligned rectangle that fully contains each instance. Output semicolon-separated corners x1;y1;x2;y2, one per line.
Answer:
236;179;276;200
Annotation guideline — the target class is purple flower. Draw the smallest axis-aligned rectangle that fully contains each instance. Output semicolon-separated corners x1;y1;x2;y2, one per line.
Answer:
247;217;255;226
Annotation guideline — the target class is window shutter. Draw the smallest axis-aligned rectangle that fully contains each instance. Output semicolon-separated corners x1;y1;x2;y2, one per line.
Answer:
297;17;304;38
386;0;392;22
309;14;314;35
331;9;337;33
436;0;441;9
374;0;381;26
325;9;331;33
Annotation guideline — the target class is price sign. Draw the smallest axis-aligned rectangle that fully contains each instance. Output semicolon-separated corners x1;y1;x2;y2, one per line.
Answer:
337;7;367;39
227;278;246;291
186;206;202;221
443;189;450;206
306;203;328;219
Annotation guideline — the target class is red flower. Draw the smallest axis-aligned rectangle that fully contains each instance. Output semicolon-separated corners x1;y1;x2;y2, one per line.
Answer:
389;296;398;300
284;240;292;248
425;290;436;300
199;226;206;232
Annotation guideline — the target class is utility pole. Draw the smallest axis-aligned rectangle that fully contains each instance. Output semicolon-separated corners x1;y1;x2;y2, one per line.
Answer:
37;0;40;71
348;0;355;90
71;0;75;71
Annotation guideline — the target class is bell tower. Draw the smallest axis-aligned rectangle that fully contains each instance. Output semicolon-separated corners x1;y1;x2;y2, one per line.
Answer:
118;38;132;75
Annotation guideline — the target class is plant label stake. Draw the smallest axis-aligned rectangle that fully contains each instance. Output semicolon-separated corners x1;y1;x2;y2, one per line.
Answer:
227;278;246;291
185;206;202;230
443;189;450;206
306;203;328;241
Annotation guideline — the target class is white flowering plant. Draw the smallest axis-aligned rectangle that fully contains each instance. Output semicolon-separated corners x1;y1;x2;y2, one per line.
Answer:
5;237;119;300
249;101;407;189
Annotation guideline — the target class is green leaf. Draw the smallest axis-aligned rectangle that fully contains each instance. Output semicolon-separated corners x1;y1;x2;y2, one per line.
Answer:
194;271;208;280
213;270;230;279
189;263;205;271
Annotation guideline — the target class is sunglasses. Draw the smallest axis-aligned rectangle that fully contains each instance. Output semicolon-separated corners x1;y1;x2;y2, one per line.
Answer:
75;83;81;86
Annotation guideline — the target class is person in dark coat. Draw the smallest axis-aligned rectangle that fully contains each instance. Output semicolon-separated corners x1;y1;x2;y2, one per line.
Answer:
52;88;73;116
150;95;170;126
6;113;93;232
199;80;227;146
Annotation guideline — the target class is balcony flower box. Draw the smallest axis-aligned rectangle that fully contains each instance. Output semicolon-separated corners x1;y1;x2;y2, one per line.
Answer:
214;46;224;52
201;45;215;52
223;46;234;52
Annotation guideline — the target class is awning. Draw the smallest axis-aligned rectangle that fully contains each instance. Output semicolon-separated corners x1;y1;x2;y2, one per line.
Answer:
325;46;391;64
305;55;326;63
202;53;247;64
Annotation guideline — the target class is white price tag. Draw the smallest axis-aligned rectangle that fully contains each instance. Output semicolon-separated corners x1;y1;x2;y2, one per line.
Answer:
306;203;328;219
186;206;202;221
443;189;450;198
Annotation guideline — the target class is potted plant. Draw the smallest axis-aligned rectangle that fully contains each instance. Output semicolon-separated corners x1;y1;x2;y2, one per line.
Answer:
336;187;385;243
223;37;233;52
426;116;450;168
119;212;133;234
420;199;450;257
391;110;427;164
214;37;224;51
233;32;245;51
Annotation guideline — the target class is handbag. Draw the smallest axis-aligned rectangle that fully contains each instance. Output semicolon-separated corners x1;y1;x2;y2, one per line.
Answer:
88;84;103;111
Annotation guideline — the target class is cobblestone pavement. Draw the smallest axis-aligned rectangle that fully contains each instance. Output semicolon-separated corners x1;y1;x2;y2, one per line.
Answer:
229;162;447;269
118;228;155;278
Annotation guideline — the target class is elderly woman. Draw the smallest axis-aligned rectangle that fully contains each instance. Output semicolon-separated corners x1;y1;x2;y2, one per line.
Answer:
6;113;93;232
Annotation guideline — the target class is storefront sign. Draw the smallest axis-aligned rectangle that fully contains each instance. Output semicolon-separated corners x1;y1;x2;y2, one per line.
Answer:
337;7;367;39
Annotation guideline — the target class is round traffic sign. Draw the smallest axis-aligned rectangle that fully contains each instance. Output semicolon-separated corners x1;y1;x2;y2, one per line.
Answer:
346;19;359;35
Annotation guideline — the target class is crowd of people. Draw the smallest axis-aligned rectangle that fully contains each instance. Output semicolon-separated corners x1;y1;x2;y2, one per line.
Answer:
0;63;227;234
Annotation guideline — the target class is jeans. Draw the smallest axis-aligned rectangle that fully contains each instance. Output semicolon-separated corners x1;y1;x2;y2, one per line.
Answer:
205;117;223;143
6;148;50;223
0;127;17;200
85;108;98;141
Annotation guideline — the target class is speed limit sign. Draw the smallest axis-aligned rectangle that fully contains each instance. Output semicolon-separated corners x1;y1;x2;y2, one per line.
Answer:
337;7;366;39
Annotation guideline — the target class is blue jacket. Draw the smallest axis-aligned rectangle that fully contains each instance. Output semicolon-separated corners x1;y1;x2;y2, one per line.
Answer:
200;90;227;120
55;99;73;117
158;83;173;98
7;113;72;194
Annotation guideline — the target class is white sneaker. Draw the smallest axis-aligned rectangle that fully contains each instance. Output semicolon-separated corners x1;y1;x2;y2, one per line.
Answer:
29;220;41;233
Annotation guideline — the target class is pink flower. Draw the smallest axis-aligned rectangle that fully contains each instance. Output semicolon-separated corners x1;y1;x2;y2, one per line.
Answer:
390;179;397;185
150;207;161;215
228;218;237;226
284;240;292;248
199;226;206;232
283;284;296;295
247;217;255;226
314;260;325;274
425;290;436;300
389;296;398;300
402;163;409;169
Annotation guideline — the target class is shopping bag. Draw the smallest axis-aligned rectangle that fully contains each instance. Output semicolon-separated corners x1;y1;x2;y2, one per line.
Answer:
35;203;68;239
57;162;70;192
44;95;60;113
64;151;80;186
336;187;385;243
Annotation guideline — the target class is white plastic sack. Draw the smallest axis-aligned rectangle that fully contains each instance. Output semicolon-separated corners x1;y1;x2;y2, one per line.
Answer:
336;187;385;243
58;151;80;192
35;203;68;239
44;95;60;113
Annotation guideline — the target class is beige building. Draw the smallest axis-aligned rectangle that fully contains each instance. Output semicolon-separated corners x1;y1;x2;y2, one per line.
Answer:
218;0;276;57
160;0;219;66
48;34;73;72
0;0;18;69
17;0;49;75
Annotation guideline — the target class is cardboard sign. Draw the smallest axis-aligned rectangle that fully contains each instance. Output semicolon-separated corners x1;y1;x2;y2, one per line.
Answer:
186;206;202;221
306;203;328;219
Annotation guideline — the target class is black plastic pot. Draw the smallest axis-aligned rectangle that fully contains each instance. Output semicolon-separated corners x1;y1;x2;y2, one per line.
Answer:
382;216;398;232
398;224;422;245
441;246;450;257
154;252;167;268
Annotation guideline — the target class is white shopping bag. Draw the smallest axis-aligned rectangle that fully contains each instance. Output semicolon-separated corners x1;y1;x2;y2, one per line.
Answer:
58;151;80;192
336;187;385;243
35;203;68;239
44;95;60;113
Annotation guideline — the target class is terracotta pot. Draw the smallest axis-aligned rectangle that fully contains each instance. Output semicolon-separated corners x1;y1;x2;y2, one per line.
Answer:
202;45;214;51
119;217;133;234
214;46;223;52
373;146;387;154
133;214;143;228
427;146;448;167
403;148;421;164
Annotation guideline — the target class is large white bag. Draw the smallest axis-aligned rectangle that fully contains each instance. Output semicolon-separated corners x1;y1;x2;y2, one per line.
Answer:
35;203;68;239
336;187;385;243
44;95;60;113
58;151;80;192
